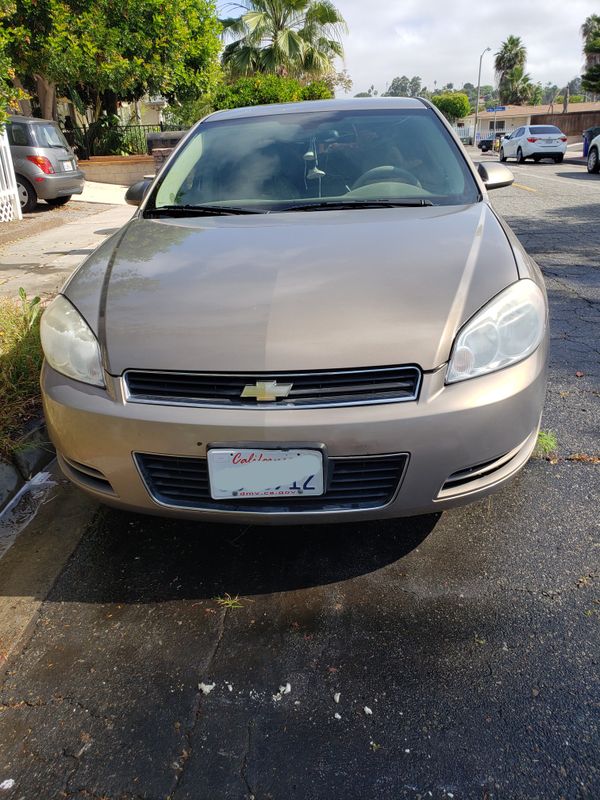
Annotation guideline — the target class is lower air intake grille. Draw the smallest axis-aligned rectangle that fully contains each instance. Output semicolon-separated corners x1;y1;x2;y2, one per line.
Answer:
135;453;408;512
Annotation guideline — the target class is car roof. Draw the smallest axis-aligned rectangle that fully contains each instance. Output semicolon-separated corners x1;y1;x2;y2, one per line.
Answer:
8;114;56;125
205;97;428;122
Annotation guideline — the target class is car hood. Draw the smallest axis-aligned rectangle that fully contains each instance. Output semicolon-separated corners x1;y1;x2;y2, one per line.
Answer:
64;204;518;374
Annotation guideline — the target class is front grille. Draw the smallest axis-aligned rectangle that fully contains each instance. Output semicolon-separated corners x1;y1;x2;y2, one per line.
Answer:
135;452;408;512
124;366;421;408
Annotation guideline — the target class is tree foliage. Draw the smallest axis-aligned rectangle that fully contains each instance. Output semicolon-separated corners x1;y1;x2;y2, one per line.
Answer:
502;65;534;105
495;35;528;104
0;0;27;127
430;92;470;123
221;0;347;80
384;76;409;96
581;14;600;95
2;0;222;120
212;73;332;109
431;92;471;122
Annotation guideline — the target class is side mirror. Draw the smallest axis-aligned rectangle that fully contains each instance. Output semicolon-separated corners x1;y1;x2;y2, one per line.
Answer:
477;161;514;191
125;178;153;206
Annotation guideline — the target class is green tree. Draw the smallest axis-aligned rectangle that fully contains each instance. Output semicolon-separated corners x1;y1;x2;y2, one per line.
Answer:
530;82;543;105
408;75;422;97
211;73;331;109
495;35;527;104
542;82;559;104
0;0;27;127
221;0;347;80
3;0;222;120
354;84;377;97
431;92;470;122
502;64;533;105
384;75;409;96
581;14;600;95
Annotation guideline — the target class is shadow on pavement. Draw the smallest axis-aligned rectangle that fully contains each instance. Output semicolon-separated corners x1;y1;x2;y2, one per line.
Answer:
47;507;441;604
555;171;597;181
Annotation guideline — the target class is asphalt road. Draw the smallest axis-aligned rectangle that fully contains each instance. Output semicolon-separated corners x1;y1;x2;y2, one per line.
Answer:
0;158;598;800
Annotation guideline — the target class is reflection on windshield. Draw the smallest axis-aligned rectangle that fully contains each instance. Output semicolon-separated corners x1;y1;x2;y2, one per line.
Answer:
151;108;479;212
35;124;69;149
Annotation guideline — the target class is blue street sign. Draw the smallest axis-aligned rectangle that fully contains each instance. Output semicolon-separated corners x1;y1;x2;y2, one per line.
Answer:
486;106;506;112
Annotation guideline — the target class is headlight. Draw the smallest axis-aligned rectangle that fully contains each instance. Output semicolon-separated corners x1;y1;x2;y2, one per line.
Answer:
40;295;104;386
446;280;546;384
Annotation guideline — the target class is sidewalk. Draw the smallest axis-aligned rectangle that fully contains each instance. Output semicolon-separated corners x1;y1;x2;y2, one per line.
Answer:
0;203;133;299
71;180;130;205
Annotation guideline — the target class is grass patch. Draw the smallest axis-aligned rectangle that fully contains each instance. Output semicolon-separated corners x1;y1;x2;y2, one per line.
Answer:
213;593;246;609
535;429;558;459
0;290;44;460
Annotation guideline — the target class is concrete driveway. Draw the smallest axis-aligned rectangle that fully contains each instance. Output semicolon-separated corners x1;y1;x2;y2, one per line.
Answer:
0;158;598;800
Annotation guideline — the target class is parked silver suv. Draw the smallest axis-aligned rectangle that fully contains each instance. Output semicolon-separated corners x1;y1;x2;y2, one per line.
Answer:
7;115;85;212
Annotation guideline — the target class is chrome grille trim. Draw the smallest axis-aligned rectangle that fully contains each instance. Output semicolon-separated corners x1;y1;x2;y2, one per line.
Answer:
123;366;422;409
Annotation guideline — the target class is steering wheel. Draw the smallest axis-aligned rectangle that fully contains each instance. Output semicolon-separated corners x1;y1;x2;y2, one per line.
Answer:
352;165;421;190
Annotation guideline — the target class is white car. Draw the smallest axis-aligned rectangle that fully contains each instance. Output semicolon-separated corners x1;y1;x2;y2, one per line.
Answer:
500;125;567;164
587;133;600;174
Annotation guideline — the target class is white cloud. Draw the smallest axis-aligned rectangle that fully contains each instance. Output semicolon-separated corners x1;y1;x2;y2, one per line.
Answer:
336;0;598;94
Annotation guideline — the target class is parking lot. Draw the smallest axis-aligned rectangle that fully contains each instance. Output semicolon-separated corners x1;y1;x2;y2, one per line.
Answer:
0;156;599;799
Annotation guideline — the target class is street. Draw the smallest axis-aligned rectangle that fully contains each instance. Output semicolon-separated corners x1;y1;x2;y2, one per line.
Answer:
0;157;599;800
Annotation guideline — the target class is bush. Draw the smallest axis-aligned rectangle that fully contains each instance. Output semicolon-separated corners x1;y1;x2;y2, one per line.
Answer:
431;92;471;123
0;291;44;459
212;74;333;110
301;80;335;101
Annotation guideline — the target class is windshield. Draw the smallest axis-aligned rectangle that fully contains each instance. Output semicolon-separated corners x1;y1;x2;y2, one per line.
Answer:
529;125;561;135
34;123;70;149
149;107;479;213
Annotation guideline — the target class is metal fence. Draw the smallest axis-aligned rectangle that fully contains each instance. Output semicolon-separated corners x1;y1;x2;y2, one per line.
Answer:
0;128;22;222
61;122;185;159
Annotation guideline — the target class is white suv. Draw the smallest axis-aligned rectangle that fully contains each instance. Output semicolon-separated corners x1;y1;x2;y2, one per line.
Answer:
587;133;600;174
500;125;567;164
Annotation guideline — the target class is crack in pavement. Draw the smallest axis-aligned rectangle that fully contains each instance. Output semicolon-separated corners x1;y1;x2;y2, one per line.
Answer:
169;606;228;799
0;694;115;724
240;719;255;800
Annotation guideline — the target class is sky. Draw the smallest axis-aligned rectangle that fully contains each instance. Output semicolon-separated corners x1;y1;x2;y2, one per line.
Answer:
334;0;598;95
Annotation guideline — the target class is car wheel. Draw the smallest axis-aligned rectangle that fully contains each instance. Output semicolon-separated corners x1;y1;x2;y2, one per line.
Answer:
46;196;72;206
517;147;525;164
554;155;564;164
15;176;37;214
588;146;600;174
499;148;507;162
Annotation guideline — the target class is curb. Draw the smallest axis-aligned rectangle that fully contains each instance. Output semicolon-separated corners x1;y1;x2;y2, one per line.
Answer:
0;418;56;515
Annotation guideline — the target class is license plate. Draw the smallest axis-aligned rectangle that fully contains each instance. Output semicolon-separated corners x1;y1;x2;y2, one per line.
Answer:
207;448;324;500
62;160;74;171
541;140;556;146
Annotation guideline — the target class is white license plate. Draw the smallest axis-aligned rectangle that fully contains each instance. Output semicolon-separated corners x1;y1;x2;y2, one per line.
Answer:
207;448;324;500
541;140;556;146
62;160;74;171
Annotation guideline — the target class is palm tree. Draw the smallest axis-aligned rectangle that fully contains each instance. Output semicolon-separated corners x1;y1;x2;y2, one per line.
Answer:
494;35;527;103
502;65;533;105
581;14;600;68
221;0;347;79
581;15;600;96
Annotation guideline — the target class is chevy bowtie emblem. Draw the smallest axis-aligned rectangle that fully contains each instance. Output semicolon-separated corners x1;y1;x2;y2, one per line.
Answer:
241;380;293;402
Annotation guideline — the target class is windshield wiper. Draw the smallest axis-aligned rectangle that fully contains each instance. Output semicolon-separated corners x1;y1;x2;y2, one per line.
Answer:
146;204;263;217
279;198;434;212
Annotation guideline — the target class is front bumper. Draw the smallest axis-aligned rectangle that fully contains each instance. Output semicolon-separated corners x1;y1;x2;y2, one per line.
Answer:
33;170;85;200
42;343;547;524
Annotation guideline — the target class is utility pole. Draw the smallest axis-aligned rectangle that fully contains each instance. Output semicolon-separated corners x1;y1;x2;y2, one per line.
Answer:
474;47;491;144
